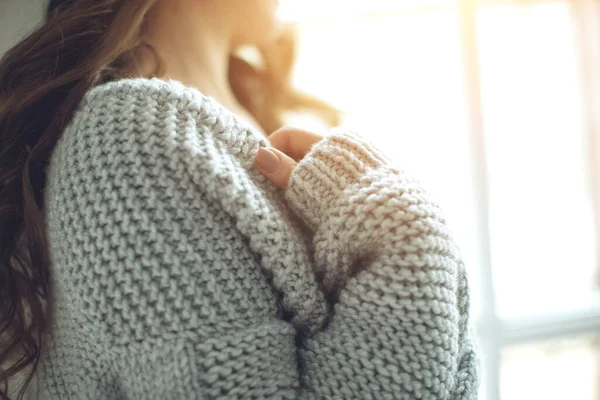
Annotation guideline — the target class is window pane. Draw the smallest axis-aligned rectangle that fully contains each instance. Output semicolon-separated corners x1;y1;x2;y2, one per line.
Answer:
292;11;484;316
501;335;600;400
477;2;598;317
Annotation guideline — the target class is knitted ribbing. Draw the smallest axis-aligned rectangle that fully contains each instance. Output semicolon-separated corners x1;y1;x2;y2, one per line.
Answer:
39;78;479;399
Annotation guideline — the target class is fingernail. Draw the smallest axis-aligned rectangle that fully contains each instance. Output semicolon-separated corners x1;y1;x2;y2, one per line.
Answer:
255;147;280;174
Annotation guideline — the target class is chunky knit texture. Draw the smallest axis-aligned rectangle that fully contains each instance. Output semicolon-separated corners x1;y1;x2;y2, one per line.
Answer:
39;78;479;399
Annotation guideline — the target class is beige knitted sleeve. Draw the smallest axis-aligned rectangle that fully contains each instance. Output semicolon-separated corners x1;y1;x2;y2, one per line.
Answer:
284;129;479;400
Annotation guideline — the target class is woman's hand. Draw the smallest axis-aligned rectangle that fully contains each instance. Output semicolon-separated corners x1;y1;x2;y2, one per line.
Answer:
254;126;324;190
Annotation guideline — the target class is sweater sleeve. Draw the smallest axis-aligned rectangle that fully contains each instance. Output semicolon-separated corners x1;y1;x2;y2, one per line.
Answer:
46;91;303;399
284;129;480;400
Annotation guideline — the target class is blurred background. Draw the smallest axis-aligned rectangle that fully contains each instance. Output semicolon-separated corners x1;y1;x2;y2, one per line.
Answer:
281;1;600;399
2;0;599;399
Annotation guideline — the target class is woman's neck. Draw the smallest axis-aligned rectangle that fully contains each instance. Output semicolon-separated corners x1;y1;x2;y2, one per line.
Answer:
140;2;265;135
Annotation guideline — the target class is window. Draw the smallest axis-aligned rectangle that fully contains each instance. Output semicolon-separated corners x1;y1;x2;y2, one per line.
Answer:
502;335;600;400
282;0;600;398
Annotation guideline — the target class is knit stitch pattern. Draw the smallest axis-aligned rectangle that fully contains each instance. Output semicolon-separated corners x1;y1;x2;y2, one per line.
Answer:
39;78;479;399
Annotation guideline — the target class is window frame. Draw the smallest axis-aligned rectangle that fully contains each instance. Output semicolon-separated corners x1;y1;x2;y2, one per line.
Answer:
458;0;600;399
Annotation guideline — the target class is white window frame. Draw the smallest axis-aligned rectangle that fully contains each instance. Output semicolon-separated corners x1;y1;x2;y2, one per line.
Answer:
458;0;600;399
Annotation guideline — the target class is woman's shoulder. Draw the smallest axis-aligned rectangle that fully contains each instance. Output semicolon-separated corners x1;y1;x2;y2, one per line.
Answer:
52;77;269;180
79;77;215;122
51;77;270;187
60;77;252;148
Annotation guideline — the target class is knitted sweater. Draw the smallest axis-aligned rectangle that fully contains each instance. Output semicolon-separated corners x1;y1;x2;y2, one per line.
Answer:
39;78;479;399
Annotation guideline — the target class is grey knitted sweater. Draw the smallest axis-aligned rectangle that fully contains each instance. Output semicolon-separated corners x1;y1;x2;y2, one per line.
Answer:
39;78;478;399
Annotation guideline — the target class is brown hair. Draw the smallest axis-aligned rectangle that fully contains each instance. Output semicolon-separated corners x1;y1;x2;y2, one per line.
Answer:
0;1;339;398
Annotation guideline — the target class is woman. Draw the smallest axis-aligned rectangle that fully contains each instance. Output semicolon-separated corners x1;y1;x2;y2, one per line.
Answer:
0;0;479;399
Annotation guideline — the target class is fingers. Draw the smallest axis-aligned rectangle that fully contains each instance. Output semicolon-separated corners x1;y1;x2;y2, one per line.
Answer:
256;126;325;190
254;146;297;190
267;126;324;161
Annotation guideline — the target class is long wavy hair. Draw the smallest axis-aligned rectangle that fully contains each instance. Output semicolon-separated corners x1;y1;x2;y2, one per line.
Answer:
0;1;339;398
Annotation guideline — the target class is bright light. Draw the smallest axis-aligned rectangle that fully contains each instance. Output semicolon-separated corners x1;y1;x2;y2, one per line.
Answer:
278;0;457;22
